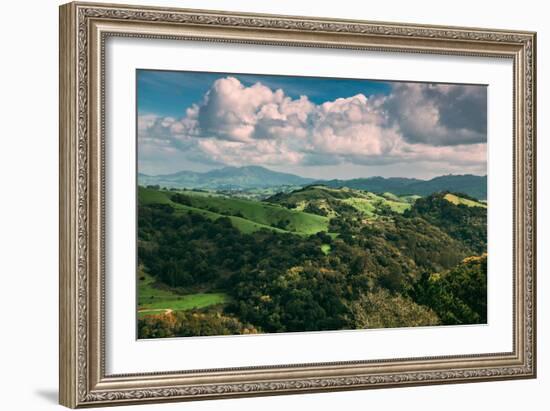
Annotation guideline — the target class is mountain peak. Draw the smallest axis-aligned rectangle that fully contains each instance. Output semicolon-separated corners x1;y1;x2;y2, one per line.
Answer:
139;165;314;190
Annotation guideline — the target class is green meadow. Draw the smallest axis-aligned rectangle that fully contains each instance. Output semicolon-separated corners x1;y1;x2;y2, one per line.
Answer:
139;186;329;235
138;272;228;317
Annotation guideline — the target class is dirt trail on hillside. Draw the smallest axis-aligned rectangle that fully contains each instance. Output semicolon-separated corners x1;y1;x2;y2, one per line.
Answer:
138;308;173;315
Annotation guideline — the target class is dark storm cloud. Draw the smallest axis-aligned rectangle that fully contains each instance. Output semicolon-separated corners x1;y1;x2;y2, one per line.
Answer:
385;83;487;146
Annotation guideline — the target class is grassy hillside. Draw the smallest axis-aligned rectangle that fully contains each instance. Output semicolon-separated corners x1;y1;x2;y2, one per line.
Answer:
138;272;228;317
267;185;413;219
142;184;415;224
342;192;411;215
137;185;487;338
443;193;487;208
139;186;329;235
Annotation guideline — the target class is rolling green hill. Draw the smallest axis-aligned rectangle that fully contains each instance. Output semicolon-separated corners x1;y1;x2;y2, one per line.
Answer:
267;185;413;219
137;184;488;338
443;193;487;208
138;271;228;318
139;186;329;235
138;186;483;241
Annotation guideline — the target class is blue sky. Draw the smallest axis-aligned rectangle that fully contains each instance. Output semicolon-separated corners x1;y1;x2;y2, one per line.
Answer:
137;69;487;179
137;69;392;118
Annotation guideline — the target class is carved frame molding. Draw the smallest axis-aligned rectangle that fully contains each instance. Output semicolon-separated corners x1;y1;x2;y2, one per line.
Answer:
59;2;536;408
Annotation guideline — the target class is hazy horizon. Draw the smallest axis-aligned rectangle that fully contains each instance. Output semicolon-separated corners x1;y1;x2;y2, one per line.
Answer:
138;70;487;180
139;164;487;181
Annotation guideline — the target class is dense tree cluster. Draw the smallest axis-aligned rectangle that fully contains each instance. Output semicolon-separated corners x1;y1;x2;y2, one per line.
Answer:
411;255;487;325
349;289;439;329
137;191;487;338
405;193;487;254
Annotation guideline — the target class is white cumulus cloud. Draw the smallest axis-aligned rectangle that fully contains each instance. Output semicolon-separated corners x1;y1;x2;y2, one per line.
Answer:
138;76;487;175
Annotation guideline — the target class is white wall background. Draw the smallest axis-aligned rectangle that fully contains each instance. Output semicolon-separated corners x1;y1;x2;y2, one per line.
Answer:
0;0;546;409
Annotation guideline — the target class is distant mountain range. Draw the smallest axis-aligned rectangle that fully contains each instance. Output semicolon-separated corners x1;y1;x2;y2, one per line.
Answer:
138;166;487;200
138;166;315;190
321;174;487;200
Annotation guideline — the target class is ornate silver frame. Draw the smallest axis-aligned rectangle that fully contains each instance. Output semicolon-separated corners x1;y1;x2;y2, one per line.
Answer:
59;2;536;408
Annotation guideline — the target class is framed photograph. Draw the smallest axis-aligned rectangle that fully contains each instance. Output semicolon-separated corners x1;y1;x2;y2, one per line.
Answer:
59;2;537;408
